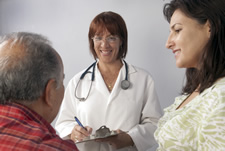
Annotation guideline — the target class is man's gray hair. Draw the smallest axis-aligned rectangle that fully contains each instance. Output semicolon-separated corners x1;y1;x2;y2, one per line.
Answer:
0;32;61;104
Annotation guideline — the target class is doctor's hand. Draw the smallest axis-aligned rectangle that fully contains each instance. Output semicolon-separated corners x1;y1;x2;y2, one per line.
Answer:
96;129;134;149
71;125;92;142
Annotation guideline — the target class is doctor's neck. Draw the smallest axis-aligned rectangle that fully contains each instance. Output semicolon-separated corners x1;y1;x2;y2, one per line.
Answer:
98;60;123;72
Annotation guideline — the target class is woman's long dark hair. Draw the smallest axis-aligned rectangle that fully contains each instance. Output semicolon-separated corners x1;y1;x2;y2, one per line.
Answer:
163;0;225;94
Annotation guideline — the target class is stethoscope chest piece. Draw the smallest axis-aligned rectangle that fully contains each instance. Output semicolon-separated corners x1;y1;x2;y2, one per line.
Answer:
121;80;130;90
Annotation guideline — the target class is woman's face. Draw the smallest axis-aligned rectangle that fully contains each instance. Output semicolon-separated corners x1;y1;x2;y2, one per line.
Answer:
93;29;122;64
166;9;210;68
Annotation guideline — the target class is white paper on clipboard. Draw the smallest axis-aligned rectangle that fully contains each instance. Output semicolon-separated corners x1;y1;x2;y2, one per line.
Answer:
75;125;126;144
75;131;122;144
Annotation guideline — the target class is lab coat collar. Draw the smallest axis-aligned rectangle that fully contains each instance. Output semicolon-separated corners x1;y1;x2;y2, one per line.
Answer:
122;60;136;75
94;59;137;105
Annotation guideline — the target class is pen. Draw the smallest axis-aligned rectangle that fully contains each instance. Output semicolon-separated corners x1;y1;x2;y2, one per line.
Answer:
74;116;87;131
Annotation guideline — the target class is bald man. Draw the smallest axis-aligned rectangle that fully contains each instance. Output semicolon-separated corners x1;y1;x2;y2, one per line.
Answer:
0;32;78;151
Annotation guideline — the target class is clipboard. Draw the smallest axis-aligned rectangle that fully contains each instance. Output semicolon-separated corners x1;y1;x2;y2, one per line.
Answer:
75;125;124;144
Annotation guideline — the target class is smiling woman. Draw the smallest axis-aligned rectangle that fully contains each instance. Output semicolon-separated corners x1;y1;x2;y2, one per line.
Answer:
166;9;210;69
154;0;225;150
55;11;162;151
92;30;122;66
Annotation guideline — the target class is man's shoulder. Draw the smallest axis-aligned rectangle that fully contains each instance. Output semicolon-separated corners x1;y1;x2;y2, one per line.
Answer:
0;119;78;151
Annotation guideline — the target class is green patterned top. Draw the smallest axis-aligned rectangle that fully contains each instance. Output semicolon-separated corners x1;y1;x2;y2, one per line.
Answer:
154;78;225;151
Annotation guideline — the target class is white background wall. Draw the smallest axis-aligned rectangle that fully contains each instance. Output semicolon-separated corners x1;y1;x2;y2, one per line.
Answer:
0;0;185;150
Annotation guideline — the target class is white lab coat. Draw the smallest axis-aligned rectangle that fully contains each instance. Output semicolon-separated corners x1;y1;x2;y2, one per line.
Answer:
55;61;162;151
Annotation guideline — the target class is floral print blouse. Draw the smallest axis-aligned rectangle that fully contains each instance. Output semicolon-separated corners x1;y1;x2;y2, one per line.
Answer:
154;78;225;151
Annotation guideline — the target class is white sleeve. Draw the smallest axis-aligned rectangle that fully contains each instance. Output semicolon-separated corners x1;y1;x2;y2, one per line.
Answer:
55;78;77;139
128;76;163;151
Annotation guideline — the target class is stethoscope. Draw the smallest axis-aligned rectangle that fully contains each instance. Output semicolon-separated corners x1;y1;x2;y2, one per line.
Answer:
74;60;130;101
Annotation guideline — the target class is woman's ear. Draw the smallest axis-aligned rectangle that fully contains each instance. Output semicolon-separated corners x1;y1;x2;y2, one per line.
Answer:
43;79;56;108
205;20;211;38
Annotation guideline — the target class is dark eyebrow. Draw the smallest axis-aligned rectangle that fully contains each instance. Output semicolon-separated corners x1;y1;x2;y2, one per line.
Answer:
171;23;182;30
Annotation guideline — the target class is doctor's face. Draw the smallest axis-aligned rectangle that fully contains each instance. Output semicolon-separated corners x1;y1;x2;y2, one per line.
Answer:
92;30;122;64
166;9;210;68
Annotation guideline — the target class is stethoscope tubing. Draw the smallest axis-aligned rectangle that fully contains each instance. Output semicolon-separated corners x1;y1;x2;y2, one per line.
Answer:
74;60;130;101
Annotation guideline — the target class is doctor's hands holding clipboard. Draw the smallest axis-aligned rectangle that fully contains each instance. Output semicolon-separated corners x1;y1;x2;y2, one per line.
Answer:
71;117;134;149
95;129;134;149
72;126;134;149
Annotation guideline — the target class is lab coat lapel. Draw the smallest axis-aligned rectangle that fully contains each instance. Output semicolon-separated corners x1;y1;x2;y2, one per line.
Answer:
95;65;111;98
109;63;137;102
108;65;124;102
94;61;137;105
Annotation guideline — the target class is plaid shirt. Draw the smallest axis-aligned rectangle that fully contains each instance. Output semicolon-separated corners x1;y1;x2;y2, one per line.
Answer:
0;103;78;151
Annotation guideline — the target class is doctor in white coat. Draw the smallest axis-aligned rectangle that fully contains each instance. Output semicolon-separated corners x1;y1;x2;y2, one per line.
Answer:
55;11;162;151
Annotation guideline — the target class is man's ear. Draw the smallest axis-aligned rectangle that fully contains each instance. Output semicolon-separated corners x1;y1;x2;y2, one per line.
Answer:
43;79;56;108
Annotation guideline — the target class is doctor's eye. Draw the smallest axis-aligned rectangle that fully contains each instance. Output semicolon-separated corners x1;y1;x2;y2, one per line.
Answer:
106;36;118;42
92;36;102;42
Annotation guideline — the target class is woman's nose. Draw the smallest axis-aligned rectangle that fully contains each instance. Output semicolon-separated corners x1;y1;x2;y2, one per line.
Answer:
165;34;174;49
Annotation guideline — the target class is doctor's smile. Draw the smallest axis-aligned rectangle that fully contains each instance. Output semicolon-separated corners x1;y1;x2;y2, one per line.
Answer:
100;50;112;56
